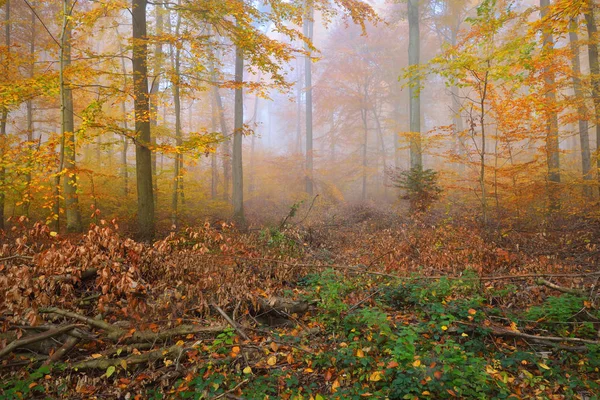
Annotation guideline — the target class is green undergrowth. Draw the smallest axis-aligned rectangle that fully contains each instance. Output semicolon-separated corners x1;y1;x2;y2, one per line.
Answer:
4;270;600;399
161;270;600;399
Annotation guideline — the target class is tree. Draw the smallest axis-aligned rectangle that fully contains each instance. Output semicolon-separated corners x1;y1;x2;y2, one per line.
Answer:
568;17;593;198
408;0;422;169
61;0;83;233
132;0;155;239
540;0;561;210
0;0;9;230
585;0;600;195
232;19;245;227
304;1;314;196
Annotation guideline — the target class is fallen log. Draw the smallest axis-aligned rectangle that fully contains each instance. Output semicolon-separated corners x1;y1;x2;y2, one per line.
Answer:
72;344;184;371
0;324;81;359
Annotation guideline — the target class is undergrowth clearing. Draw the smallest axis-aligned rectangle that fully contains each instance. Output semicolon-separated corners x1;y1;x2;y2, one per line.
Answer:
1;205;599;399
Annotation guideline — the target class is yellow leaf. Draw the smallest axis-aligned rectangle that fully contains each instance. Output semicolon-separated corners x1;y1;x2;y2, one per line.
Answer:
49;231;57;237
164;359;173;367
176;340;185;347
331;379;340;392
538;363;551;370
413;359;421;367
267;356;277;366
120;359;127;370
441;325;448;331
369;371;383;382
356;349;365;358
243;366;252;374
304;368;314;373
91;353;103;359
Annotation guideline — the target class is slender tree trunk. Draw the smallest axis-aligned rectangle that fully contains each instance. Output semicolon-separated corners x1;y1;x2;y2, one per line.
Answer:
408;0;422;169
119;42;129;197
24;7;35;217
361;106;368;202
232;31;245;227
304;3;314;195
540;0;561;211
249;96;259;194
132;0;155;239
450;27;465;172
585;0;600;195
211;55;231;202
295;57;303;154
55;0;83;233
373;107;388;199
170;7;182;227
569;18;593;198
479;89;488;226
0;0;10;230
150;3;163;205
211;96;218;200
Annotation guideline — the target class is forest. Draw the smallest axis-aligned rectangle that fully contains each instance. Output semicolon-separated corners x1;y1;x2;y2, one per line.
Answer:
1;0;600;398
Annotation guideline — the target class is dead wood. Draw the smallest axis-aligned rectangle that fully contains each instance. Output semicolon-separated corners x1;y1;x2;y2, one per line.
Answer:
0;324;80;359
461;322;600;345
44;335;80;364
72;344;184;370
255;297;310;315
536;278;589;297
212;304;250;341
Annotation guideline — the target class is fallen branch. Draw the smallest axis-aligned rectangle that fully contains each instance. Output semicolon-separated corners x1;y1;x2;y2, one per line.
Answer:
39;307;118;333
44;336;80;364
211;379;249;400
72;344;184;371
0;324;80;359
212;304;249;341
0;255;34;262
117;324;227;343
536;278;588;297
462;322;600;345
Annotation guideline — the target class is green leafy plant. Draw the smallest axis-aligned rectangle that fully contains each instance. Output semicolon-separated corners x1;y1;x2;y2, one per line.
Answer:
388;166;442;212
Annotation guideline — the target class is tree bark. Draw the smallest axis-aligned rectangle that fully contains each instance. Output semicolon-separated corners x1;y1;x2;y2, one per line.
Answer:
211;95;218;200
304;3;314;195
132;0;155;239
150;3;163;205
24;6;35;217
232;29;245;227
540;0;561;211
408;0;422;169
62;0;83;233
170;6;182;227
0;0;9;230
569;18;593;198
585;0;600;195
119;41;129;197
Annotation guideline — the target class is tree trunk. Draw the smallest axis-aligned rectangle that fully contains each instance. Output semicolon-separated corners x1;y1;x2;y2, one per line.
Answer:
170;7;182;227
150;3;163;205
210;53;231;202
361;106;368;202
586;0;600;195
211;96;218;200
304;3;314;195
450;26;465;173
132;0;155;239
569;18;593;198
119;42;129;197
295;57;303;154
232;32;245;227
540;0;561;211
24;7;35;217
0;0;9;230
408;0;422;169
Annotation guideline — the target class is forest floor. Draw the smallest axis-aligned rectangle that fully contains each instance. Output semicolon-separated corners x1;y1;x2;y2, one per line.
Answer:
1;203;600;399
